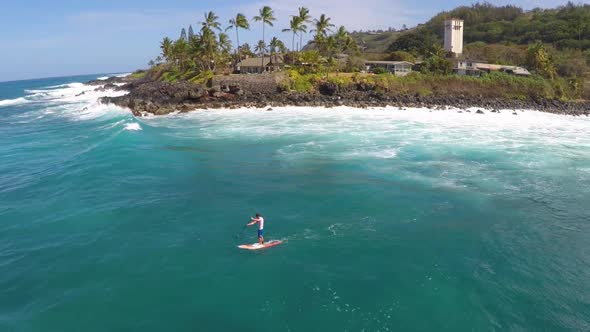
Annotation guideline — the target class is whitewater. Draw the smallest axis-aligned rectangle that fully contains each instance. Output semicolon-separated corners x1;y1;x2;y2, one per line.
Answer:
1;74;590;331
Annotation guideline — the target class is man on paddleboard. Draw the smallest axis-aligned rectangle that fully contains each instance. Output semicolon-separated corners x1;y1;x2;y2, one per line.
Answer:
247;213;264;245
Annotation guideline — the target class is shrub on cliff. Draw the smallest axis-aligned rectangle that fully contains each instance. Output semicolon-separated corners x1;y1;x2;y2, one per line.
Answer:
371;67;388;75
342;56;366;72
288;70;315;92
420;55;453;75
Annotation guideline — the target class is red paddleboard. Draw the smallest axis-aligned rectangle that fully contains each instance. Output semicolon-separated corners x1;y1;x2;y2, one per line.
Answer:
238;240;283;250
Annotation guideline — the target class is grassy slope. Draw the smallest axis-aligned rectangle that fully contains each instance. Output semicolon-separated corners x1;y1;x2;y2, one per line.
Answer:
285;70;582;102
350;31;401;53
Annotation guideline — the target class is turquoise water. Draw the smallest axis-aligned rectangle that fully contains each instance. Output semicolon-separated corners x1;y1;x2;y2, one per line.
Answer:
1;75;590;331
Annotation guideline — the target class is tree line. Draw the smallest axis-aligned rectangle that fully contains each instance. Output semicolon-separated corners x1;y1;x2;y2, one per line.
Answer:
150;6;359;76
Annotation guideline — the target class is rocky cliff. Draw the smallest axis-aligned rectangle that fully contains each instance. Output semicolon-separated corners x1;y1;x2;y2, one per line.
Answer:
96;74;590;117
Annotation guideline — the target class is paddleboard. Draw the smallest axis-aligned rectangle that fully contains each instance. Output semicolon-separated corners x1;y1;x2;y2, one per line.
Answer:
238;240;283;250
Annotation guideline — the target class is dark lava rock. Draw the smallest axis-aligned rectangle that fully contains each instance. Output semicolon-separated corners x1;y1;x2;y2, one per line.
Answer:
101;80;207;114
86;76;128;86
94;83;119;92
97;74;590;116
319;82;337;96
356;81;375;92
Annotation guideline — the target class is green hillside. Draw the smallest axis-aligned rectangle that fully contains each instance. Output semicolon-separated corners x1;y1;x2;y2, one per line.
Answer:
351;2;590;89
354;2;590;54
350;30;401;55
422;2;590;49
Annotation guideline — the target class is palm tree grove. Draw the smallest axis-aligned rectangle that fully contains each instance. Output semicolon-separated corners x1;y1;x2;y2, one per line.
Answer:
150;6;360;82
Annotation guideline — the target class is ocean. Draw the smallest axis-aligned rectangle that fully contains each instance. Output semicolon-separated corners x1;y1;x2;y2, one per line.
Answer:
1;74;589;331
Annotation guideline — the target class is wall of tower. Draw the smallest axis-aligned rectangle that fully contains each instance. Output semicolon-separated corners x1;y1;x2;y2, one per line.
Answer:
444;19;464;56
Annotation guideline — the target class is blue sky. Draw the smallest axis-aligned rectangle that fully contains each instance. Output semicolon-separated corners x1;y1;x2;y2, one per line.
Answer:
0;0;583;81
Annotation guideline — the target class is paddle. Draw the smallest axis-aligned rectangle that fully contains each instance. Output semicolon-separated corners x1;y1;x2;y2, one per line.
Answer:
235;223;248;239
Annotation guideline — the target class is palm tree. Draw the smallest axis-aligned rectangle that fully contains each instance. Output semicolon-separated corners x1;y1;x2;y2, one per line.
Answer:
335;26;347;41
198;12;221;71
218;33;233;72
172;38;188;69
219;33;232;56
253;6;276;72
160;37;173;62
255;40;267;55
333;26;357;54
429;44;446;58
240;43;256;58
226;13;250;62
255;40;267;72
311;14;335;38
277;40;288;55
240;43;255;58
311;14;335;55
342;35;359;54
188;37;206;70
283;16;302;52
200;11;222;32
200;28;218;70
269;37;285;65
297;7;312;51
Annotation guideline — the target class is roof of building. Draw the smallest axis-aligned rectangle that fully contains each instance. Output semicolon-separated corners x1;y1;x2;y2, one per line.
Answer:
365;61;414;65
504;67;531;76
238;55;284;68
474;63;505;71
464;62;531;75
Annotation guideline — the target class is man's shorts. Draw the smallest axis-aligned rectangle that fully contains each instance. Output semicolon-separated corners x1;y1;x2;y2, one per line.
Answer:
258;229;264;238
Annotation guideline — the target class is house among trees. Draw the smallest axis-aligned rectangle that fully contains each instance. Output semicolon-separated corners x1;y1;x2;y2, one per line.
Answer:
453;60;531;76
444;19;531;77
236;56;285;74
365;61;414;76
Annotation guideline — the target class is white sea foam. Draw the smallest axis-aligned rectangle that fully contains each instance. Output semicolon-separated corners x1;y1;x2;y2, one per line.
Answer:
160;106;590;144
124;123;142;131
23;82;126;105
0;97;30;107
341;148;399;160
65;102;128;121
0;80;130;126
143;106;590;196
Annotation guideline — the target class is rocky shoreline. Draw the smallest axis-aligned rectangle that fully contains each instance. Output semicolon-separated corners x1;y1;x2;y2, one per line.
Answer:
93;75;590;117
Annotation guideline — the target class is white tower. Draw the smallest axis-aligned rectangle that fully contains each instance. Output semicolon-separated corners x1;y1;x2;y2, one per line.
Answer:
444;19;464;57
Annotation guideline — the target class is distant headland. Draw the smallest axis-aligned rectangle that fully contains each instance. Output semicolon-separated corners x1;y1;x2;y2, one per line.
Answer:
97;3;590;116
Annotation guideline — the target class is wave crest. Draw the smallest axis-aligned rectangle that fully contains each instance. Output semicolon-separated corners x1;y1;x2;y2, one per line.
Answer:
0;97;30;107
